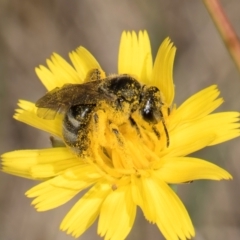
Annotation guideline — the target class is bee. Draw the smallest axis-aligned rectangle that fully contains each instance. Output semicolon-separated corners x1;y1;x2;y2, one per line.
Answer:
36;69;169;156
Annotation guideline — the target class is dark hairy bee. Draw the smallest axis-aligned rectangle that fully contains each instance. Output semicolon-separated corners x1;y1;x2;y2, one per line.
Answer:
36;69;169;156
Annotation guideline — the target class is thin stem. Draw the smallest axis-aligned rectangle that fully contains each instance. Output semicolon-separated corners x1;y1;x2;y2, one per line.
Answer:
203;0;240;73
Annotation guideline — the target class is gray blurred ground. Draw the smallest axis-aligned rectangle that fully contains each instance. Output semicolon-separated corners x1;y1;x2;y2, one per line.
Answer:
1;0;240;239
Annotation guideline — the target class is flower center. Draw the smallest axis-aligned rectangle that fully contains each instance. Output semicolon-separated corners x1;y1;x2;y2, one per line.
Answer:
86;106;170;187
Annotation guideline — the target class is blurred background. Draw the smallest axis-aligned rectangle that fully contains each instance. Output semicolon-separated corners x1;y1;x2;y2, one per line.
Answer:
1;0;240;239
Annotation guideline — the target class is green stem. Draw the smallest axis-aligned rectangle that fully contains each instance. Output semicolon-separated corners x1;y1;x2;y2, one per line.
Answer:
203;0;240;73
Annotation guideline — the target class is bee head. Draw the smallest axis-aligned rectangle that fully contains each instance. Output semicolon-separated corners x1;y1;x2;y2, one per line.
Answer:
140;86;164;124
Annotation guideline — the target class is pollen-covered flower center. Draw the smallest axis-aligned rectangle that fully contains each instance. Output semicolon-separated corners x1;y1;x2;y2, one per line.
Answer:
86;104;170;185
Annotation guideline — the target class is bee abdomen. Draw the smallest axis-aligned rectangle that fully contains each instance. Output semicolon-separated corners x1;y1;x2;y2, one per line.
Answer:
62;105;94;155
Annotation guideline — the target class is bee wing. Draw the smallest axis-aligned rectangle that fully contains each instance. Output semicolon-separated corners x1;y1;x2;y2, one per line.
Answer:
36;107;61;120
35;81;115;120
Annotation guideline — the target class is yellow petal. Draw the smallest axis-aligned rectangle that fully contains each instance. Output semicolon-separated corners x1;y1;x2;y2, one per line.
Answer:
205;112;240;145
26;165;100;211
154;177;195;240
171;85;223;125
118;31;153;84
162;132;215;158
98;184;136;240
118;31;136;76
152;38;176;106
132;175;194;239
30;157;81;178
36;53;81;91
138;30;153;84
129;31;139;78
131;175;156;222
156;157;232;183
14;100;62;137
63;164;102;183
69;47;105;81
35;66;58;91
27;180;81;211
1;147;74;179
164;112;240;158
60;182;111;238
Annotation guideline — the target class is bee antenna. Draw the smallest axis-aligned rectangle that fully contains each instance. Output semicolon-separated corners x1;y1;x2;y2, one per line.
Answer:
161;115;170;147
158;109;170;147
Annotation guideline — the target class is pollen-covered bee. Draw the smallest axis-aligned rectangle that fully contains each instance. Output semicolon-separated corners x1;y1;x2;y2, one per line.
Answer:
36;69;169;156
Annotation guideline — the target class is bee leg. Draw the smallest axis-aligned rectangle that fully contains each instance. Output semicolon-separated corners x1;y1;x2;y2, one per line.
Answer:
110;126;124;146
167;107;171;116
49;136;65;148
152;113;170;147
91;110;108;147
152;126;161;139
158;109;170;147
109;123;135;169
108;122;129;149
129;117;142;137
161;117;170;147
84;69;104;82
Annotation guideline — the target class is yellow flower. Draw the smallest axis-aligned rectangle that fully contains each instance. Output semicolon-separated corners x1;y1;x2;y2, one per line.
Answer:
1;31;239;240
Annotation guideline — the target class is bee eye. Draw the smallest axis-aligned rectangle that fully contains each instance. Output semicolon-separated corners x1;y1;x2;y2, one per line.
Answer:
141;98;162;124
140;86;163;124
141;104;157;124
